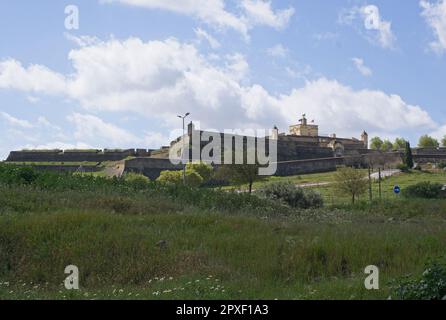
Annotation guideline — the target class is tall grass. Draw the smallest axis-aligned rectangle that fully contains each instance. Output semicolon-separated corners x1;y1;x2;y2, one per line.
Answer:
1;164;445;299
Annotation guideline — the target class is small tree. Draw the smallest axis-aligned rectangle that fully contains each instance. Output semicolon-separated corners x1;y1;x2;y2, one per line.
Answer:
186;161;213;183
157;169;203;187
382;140;393;152
418;135;439;148
393;137;407;151
333;167;368;204
370;137;384;150
442;135;446;147
403;141;414;169
215;164;265;194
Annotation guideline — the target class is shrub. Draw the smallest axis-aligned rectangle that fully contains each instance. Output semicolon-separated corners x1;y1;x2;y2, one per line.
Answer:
438;161;446;169
124;172;150;187
403;181;444;199
0;165;38;185
185;170;203;188
157;170;182;185
186;162;213;182
396;163;410;173
391;257;446;300
156;169;203;188
304;189;325;208
258;181;323;209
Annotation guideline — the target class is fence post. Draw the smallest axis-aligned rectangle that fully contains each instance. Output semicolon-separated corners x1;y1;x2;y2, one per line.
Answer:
378;167;382;200
368;166;373;203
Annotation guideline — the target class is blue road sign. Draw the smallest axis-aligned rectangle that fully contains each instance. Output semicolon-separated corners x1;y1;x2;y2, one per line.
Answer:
394;185;401;194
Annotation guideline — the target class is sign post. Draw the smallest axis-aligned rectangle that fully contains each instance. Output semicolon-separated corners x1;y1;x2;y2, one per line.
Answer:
393;185;401;197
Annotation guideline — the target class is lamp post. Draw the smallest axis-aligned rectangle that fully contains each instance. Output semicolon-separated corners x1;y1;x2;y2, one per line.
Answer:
178;112;190;185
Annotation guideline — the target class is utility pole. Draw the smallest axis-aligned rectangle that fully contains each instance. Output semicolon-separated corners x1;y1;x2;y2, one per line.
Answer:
368;165;373;203
178;113;190;185
378;167;382;200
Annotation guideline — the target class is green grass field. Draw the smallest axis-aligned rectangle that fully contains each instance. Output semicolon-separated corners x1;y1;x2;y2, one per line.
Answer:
0;166;445;300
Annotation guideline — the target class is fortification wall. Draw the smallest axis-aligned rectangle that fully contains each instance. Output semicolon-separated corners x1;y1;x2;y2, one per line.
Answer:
124;157;183;180
6;149;155;163
275;158;338;176
277;143;334;161
4;164;101;174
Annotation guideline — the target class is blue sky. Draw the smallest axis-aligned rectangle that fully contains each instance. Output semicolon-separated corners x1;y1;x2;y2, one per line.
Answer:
1;0;446;159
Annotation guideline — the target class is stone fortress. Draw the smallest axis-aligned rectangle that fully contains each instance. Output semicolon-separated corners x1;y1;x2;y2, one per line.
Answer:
5;115;446;179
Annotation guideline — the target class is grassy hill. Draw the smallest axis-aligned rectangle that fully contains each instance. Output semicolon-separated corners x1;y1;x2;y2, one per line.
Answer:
0;164;445;300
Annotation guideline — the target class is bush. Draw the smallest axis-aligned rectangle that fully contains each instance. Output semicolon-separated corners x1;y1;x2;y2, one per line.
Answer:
185;170;203;188
391;257;446;300
403;181;444;199
396;164;410;173
157;170;182;185
186;162;213;182
258;181;324;209
438;162;446;169
123;172;150;188
156;169;203;188
0;165;38;185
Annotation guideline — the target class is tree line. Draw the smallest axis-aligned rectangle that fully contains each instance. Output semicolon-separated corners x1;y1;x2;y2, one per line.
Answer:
370;135;446;151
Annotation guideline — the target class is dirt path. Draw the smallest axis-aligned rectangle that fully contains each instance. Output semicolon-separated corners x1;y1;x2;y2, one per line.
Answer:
104;161;125;178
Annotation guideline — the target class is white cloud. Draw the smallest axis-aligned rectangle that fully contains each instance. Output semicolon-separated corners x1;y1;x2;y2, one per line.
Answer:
420;0;446;54
64;33;101;47
431;123;446;140
267;44;288;58
279;79;436;137
0;112;33;128
241;0;295;29
0;59;66;95
194;28;221;49
351;57;373;76
339;5;396;49
67;113;139;147
0;37;438;142
20;141;93;151
100;0;294;39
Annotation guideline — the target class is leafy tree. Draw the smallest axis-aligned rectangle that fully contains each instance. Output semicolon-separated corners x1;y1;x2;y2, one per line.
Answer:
333;167;368;204
442;136;446;147
370;137;383;150
418;135;439;148
215;164;265;194
186;161;213;182
381;139;393;152
403;141;414;169
393;137;407;151
157;169;203;187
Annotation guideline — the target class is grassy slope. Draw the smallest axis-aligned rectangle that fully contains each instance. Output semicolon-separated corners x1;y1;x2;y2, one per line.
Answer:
0;170;445;300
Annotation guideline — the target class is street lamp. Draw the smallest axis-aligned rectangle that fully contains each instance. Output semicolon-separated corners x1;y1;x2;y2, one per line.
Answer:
178;112;190;185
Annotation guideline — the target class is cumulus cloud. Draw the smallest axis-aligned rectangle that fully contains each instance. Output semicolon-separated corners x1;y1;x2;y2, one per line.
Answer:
420;0;446;54
67;113;139;146
279;78;436;137
339;5;396;49
351;57;373;76
241;0;295;29
431;123;446;141
100;0;294;39
0;37;438;142
0;59;66;95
